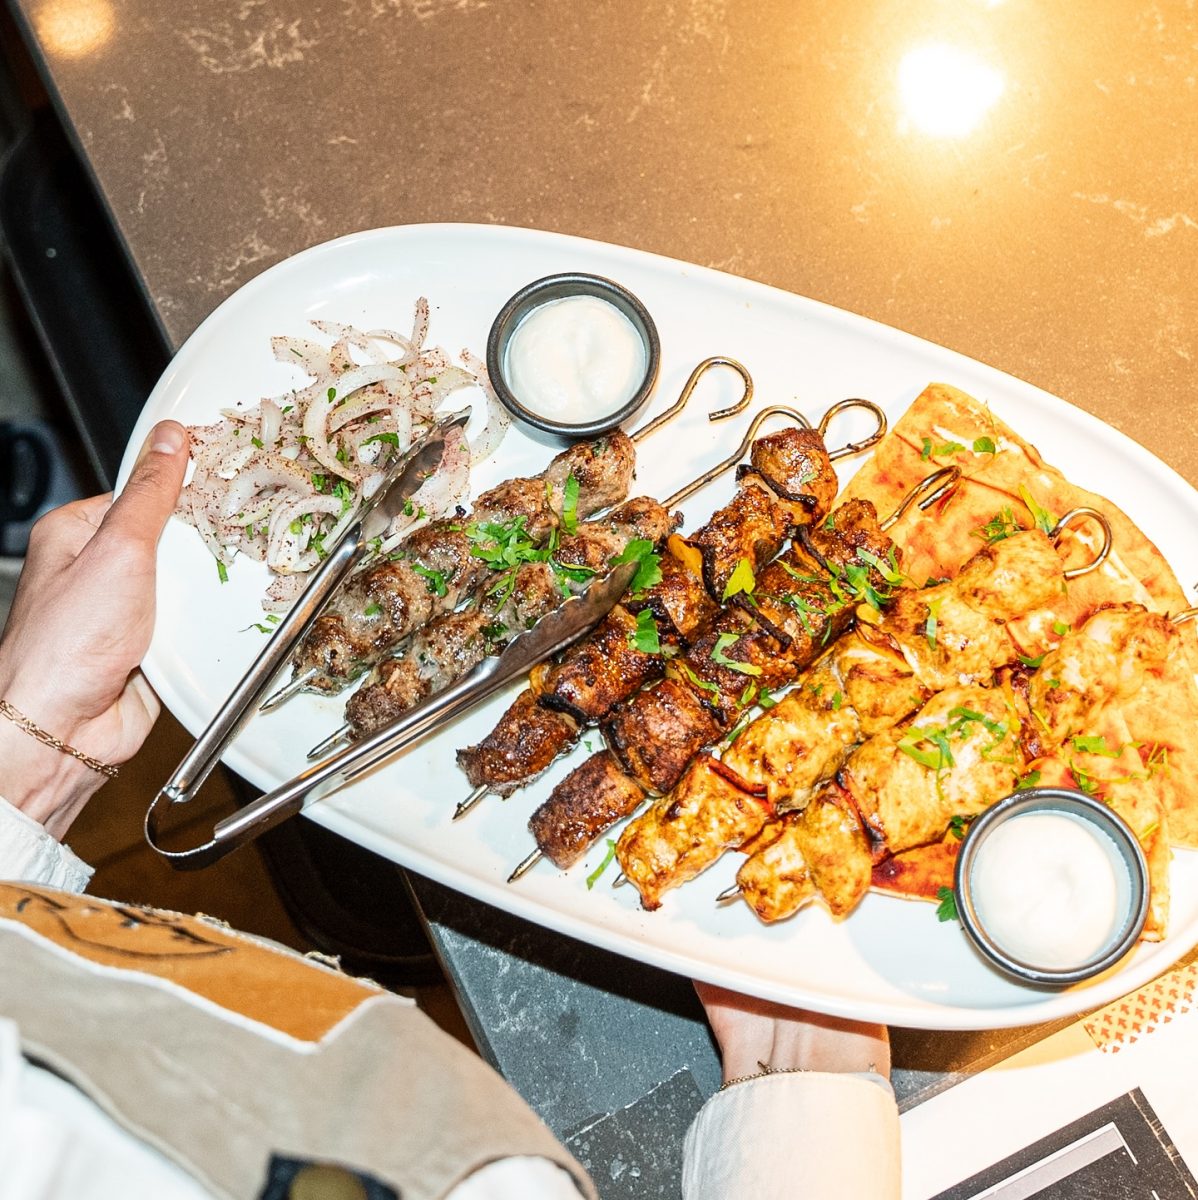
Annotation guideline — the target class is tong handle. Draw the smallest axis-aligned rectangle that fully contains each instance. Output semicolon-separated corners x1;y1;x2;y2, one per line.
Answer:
146;652;505;868
154;532;363;810
146;560;638;869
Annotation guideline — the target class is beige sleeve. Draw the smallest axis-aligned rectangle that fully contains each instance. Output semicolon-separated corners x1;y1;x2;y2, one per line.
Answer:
682;1072;901;1200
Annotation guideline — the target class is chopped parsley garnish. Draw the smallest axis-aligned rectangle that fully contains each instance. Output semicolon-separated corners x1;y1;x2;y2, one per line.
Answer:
722;557;757;601
630;608;662;654
974;507;1021;544
364;601;381;617
363;431;401;449
609;539;662;595
925;597;942;649
898;726;955;771
216;560;229;584
1052;619;1071;637
1017;653;1045;668
948;815;969;841
1071;734;1121;758
1015;769;1042;791
920;436;933;461
411;563;449;597
251;436;264;449
1018;484;1056;535
675;661;723;701
561;472;580;535
972;436;997;455
935;887;958;922
935;440;966;456
586;840;619;890
332;478;356;515
711;632;763;676
855;546;905;587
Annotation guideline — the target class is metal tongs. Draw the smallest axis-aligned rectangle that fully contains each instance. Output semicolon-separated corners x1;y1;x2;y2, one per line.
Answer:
147;406;638;868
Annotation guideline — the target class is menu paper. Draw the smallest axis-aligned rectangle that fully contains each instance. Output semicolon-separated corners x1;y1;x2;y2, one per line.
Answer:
902;953;1198;1198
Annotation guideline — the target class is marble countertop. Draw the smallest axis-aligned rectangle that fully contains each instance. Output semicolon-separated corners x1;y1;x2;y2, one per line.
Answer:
14;0;1197;481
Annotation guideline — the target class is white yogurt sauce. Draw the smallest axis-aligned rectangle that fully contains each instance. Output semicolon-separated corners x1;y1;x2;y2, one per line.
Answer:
970;811;1125;968
504;295;647;423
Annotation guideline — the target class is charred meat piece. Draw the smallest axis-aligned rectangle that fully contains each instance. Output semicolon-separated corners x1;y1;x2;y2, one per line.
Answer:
540;606;667;724
344;610;497;732
623;553;717;641
672;608;797;726
747;426;838;523
605;677;724;795
457;689;579;797
529;751;648;869
679;474;792;600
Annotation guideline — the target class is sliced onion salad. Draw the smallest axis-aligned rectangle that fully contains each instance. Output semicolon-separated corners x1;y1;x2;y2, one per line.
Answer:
175;299;506;608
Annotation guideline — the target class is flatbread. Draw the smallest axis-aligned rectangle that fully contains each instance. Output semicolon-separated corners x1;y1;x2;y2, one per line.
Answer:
840;382;1198;850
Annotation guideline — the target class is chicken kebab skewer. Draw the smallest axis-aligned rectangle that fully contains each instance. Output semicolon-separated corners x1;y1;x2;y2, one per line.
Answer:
506;467;964;883
309;399;885;759
733;601;1185;926
611;512;1112;911
453;399;892;817
261;356;755;711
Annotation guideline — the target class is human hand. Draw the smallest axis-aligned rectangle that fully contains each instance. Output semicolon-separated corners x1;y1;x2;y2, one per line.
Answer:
694;981;891;1084
0;421;188;837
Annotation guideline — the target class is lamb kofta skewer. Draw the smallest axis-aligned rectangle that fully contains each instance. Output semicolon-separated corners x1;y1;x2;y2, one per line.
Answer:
263;356;756;710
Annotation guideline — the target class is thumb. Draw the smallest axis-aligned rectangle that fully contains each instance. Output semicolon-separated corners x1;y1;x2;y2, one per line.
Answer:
100;420;189;551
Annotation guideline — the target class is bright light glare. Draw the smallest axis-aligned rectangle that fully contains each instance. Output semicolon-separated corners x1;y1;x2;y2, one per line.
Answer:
32;0;114;59
898;44;1004;138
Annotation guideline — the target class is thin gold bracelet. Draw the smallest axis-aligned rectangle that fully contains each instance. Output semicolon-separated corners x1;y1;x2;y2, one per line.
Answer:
0;699;119;779
720;1061;878;1091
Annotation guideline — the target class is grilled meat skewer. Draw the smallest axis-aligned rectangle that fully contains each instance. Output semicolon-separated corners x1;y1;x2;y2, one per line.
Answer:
342;496;679;735
737;682;1026;921
288;432;637;696
615;525;1099;910
533;498;896;878
736;605;1177;924
456;424;838;801
509;467;963;881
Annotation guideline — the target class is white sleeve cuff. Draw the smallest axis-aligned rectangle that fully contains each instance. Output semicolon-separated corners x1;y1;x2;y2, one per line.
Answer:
682;1071;901;1200
0;795;94;892
447;1156;585;1199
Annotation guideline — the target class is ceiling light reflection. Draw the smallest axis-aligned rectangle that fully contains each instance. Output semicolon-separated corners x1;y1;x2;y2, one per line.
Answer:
31;0;114;60
898;44;1004;138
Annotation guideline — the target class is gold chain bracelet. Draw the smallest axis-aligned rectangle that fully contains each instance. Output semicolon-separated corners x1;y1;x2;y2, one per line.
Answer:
0;700;119;779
